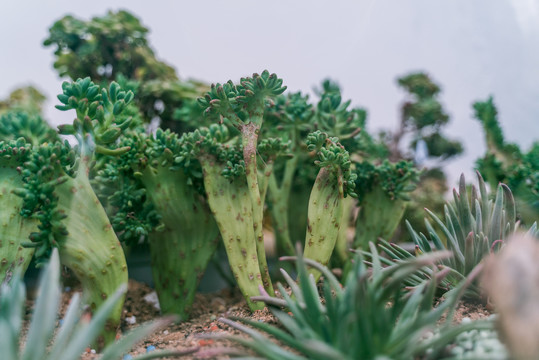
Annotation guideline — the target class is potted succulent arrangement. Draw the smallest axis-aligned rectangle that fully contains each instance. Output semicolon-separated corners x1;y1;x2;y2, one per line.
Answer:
0;9;537;360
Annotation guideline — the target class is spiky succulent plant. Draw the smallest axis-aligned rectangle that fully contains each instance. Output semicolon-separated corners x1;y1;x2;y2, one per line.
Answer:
379;172;526;301
0;249;197;360
207;246;491;360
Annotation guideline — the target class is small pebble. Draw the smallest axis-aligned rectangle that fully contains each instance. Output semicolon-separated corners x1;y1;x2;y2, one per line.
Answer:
163;330;169;335
125;315;137;325
210;315;216;321
143;292;161;311
146;345;156;353
90;349;96;354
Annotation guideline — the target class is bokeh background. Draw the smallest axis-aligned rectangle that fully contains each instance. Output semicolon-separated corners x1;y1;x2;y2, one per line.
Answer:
1;0;537;186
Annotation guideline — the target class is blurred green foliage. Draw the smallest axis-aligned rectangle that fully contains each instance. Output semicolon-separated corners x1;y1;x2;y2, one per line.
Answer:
43;10;208;132
473;96;538;224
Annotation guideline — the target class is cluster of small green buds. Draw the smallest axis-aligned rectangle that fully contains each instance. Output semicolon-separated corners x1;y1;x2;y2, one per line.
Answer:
16;141;76;261
354;160;419;202
198;71;286;128
0;111;59;146
236;70;286;107
315;90;364;140
0;138;31;165
221;153;246;179
257;137;291;160
197;81;239;120
306;130;357;198
265;92;314;132
178;124;230;167
56;78;134;155
147;129;182;167
109;181;161;244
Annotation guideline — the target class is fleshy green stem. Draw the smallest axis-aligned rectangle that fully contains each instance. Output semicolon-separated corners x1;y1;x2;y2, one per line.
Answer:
140;167;220;319
0;165;37;285
55;164;127;345
241;123;273;295
267;155;299;256
303;167;344;281
354;185;407;250
334;195;356;264
200;157;265;311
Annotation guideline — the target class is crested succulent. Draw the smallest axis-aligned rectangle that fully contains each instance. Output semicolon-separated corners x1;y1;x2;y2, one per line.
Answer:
389;72;463;162
264;81;380;258
99;126;221;319
0;249;197;360
303;130;357;280
178;124;268;310
14;78;133;345
198;70;287;295
208;246;491;360
352;159;419;251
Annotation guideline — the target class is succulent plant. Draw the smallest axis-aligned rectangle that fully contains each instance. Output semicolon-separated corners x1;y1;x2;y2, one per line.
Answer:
0;139;38;286
198;70;287;296
0;249;197;360
303;130;357;280
100;127;221;319
352;159;419;251
207;245;491;360
473;96;539;224
379;171;525;301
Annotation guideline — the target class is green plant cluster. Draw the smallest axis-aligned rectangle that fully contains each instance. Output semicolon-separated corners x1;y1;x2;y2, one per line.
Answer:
2;9;538;358
473;96;539;224
43;10;209;133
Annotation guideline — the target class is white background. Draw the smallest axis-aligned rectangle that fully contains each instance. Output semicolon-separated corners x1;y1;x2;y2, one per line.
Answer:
1;0;538;187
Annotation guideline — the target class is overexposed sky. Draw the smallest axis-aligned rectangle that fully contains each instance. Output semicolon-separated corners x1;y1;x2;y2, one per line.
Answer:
1;0;538;186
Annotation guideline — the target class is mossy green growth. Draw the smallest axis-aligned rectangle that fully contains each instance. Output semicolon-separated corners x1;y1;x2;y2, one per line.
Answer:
0;111;59;146
0;140;38;286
